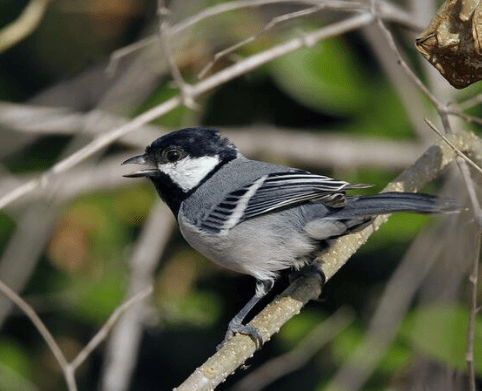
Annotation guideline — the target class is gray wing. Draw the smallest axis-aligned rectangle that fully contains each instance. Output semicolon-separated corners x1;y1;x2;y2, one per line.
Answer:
199;171;370;233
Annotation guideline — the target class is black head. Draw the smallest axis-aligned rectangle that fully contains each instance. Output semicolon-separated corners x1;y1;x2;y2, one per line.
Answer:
122;127;238;215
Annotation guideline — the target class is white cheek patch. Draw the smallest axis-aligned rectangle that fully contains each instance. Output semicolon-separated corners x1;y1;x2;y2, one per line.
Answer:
159;155;220;191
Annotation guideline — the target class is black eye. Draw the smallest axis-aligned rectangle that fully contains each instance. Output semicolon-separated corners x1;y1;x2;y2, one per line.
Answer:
163;147;185;163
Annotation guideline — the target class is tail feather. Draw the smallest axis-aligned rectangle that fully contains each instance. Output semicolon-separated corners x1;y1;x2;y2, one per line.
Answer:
338;192;457;218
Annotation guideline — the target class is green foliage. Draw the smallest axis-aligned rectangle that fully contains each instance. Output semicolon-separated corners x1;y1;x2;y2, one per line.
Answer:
270;34;414;139
401;303;482;373
72;272;125;324
160;290;221;327
0;339;33;389
331;323;412;375
277;309;327;348
270;37;370;116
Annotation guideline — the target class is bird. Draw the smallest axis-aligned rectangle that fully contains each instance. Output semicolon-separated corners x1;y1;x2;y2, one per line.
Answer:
122;126;451;348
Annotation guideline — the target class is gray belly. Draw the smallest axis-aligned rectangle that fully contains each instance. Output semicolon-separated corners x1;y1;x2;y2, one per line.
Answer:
178;210;317;282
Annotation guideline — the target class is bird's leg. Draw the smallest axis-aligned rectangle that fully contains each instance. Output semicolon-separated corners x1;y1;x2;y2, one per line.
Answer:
218;279;274;350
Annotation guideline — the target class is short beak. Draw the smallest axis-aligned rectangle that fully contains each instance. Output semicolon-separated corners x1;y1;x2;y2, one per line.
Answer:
122;154;159;178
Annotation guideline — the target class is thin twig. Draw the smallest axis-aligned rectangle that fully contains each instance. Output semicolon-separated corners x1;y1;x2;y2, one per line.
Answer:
375;13;456;134
106;35;159;76
0;279;76;391
198;4;325;79
158;0;197;110
425;119;482;176
101;203;173;391
70;286;153;370
446;109;482;127
106;0;422;82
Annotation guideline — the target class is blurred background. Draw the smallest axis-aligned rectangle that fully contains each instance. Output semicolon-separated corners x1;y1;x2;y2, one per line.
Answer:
0;0;480;390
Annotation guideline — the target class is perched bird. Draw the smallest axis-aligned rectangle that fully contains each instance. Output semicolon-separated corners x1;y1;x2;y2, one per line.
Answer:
123;127;449;347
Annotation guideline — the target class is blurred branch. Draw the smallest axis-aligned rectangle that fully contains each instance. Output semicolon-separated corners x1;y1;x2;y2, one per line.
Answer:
158;0;197;110
108;0;426;74
458;160;481;391
174;130;479;391
101;203;173;391
0;204;58;329
361;23;431;141
0;279;76;390
69;286;153;371
198;4;326;79
230;307;354;391
0;102;426;172
0;0;51;54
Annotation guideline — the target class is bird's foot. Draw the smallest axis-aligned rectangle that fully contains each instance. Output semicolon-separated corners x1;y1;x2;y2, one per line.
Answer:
217;319;263;351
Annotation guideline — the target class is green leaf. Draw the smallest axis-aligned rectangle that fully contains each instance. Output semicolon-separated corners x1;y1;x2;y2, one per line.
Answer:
401;303;482;373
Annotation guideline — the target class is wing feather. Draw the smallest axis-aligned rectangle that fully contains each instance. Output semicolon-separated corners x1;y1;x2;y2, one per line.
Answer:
199;171;370;233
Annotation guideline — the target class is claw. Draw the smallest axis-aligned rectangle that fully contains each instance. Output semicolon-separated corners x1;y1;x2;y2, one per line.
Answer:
217;321;263;350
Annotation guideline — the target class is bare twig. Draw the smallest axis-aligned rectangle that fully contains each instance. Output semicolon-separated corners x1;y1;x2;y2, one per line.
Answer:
0;204;58;329
106;35;159;76
158;0;198;110
198;4;325;79
374;14;456;134
106;0;424;75
424;119;482;176
0;0;51;53
459;93;482;110
101;203;173;391
0;102;426;171
0;279;75;390
70;286;153;371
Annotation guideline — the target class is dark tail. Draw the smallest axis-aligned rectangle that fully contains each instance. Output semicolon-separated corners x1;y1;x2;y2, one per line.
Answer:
339;192;457;218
